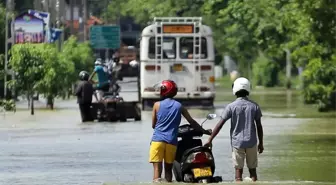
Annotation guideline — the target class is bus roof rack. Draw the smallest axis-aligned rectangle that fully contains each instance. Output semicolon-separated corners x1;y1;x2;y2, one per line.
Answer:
153;17;203;24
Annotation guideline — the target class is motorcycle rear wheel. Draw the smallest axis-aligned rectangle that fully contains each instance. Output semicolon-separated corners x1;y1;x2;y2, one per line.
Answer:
199;178;211;183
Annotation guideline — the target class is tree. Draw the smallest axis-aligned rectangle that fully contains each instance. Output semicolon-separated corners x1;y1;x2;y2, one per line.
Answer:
101;0;336;111
9;44;47;115
103;0;205;24
35;44;74;109
9;43;76;114
252;52;279;87
61;35;94;81
14;0;35;13
60;35;94;97
302;56;336;112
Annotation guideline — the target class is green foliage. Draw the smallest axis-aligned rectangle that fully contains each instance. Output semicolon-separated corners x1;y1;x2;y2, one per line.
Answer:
5;35;94;112
9;44;47;95
302;56;336;112
60;35;94;83
103;0;336;111
252;52;279;87
35;44;74;98
103;0;204;24
0;99;16;111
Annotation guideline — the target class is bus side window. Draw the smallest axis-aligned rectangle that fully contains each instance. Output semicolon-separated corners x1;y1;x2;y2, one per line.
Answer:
180;37;207;59
148;37;156;59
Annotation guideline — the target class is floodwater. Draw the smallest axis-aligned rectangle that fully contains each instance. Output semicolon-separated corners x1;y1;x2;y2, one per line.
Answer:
0;90;335;185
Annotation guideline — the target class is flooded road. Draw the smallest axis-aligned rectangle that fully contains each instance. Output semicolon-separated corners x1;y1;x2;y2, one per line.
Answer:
1;86;335;185
0;98;319;185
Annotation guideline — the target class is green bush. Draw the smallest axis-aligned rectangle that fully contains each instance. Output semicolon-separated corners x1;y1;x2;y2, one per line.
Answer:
302;56;336;112
252;53;279;87
0;99;16;111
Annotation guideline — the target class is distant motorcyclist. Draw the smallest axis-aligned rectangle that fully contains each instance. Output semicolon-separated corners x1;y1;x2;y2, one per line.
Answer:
89;59;110;101
75;71;94;122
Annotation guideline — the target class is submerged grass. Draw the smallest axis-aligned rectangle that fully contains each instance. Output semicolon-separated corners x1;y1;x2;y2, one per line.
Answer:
266;118;336;183
215;79;336;183
215;87;336;118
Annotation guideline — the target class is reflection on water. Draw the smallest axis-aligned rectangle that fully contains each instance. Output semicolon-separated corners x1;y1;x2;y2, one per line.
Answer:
0;108;309;185
0;90;334;185
216;89;336;118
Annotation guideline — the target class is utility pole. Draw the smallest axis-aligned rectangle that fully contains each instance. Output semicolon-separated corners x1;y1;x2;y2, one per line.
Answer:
4;0;14;98
83;0;87;41
70;0;74;35
284;49;292;89
56;0;62;51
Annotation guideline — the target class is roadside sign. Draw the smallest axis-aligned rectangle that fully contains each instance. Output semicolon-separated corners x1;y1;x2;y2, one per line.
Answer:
89;25;120;49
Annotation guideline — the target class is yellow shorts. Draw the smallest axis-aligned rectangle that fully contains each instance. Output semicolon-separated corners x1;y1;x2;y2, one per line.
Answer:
149;141;177;164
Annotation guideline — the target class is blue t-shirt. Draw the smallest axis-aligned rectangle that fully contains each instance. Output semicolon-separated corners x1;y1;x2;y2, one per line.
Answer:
151;98;182;145
221;97;263;149
94;66;109;87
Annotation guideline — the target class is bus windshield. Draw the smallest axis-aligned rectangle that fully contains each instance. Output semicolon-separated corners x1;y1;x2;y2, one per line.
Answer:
148;37;176;59
180;37;207;59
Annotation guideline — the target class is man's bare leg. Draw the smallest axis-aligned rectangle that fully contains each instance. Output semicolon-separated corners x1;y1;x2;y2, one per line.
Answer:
249;168;258;181
94;91;99;102
153;162;163;182
235;168;243;182
164;163;173;182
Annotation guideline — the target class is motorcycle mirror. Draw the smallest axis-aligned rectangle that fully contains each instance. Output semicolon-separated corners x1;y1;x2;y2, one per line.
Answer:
206;114;217;120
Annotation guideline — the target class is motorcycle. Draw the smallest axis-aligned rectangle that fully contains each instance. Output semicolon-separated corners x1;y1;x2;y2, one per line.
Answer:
91;60;141;122
173;113;223;183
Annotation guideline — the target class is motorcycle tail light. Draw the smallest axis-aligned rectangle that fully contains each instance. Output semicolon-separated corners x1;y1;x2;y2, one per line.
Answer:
185;152;213;163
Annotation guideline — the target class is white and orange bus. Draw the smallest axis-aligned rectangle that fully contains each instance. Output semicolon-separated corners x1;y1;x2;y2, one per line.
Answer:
139;17;216;110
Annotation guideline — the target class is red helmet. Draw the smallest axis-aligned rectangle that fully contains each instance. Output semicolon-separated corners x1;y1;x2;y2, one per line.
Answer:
160;80;178;97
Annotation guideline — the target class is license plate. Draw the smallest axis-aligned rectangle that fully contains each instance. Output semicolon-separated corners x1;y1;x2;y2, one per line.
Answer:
192;167;212;178
178;87;185;92
173;64;183;71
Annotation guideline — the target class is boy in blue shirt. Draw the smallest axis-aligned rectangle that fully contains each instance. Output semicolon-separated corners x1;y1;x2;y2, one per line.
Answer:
149;80;211;182
89;59;110;101
204;77;264;182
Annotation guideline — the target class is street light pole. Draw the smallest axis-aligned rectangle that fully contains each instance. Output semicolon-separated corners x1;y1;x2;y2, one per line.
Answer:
4;10;8;98
4;0;11;98
284;48;292;89
83;0;87;41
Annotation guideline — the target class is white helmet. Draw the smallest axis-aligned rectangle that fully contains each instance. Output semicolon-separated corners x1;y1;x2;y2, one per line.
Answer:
129;60;138;67
95;59;102;66
232;77;251;95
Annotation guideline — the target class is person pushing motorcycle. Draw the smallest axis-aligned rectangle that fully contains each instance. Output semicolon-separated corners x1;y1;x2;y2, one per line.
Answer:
149;80;211;182
204;77;264;182
75;71;94;122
